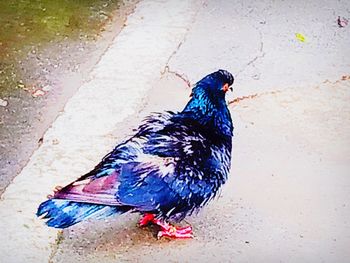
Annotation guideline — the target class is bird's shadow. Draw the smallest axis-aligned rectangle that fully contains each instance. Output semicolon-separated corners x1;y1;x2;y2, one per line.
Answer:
56;202;243;260
59;213;186;256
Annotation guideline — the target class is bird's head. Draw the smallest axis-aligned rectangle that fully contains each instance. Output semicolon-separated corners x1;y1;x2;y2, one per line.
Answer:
183;69;234;136
190;69;234;100
185;69;234;113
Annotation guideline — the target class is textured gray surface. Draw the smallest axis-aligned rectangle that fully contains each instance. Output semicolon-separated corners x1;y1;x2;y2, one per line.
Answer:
169;0;350;97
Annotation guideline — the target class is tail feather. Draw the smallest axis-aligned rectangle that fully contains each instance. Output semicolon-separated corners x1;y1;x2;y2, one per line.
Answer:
37;199;125;228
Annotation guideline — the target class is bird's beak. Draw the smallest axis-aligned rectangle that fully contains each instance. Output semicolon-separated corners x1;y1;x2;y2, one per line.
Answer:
222;83;232;93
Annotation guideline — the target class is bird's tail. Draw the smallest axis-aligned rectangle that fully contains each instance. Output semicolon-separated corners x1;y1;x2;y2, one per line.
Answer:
37;199;125;228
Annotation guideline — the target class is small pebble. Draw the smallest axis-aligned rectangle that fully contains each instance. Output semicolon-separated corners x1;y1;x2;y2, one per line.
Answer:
42;85;52;92
337;16;348;28
32;89;45;97
0;98;8;107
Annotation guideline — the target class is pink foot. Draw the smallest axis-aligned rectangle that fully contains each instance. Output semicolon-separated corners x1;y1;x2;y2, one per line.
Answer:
138;213;193;239
157;225;193;239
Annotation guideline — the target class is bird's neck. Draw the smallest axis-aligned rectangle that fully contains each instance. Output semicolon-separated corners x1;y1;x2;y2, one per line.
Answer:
183;96;233;138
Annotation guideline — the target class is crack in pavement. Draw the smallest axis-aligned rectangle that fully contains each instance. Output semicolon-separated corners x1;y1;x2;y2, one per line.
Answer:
48;231;64;263
228;89;282;105
236;25;266;78
228;74;350;105
161;0;207;88
162;65;192;88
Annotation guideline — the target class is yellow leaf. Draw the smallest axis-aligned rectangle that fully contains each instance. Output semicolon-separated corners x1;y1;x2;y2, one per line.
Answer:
295;33;306;42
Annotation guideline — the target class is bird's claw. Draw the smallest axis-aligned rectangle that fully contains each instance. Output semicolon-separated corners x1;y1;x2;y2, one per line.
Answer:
139;213;193;239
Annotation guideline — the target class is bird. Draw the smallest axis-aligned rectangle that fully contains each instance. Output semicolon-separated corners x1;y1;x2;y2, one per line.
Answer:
37;69;234;239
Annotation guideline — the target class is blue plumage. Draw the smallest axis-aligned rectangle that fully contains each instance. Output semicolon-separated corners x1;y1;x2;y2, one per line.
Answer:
37;200;118;228
37;70;234;235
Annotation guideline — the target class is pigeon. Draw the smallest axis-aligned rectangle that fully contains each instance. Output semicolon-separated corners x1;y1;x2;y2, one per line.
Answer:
37;69;234;239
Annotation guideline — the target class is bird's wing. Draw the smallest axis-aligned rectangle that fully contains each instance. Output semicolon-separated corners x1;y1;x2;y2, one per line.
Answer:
53;171;121;205
52;111;177;206
51;139;143;206
115;153;219;214
53;155;178;209
53;112;215;210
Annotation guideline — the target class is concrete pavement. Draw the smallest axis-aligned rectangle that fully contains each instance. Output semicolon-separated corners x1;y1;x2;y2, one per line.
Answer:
1;0;350;262
169;0;350;96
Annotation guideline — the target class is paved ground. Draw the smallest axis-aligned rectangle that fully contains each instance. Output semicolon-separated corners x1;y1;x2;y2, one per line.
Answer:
0;0;349;262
